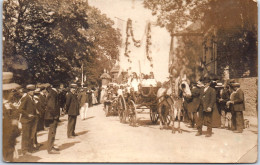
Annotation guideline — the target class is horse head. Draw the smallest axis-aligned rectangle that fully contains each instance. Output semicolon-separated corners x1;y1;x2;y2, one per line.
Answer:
175;74;191;98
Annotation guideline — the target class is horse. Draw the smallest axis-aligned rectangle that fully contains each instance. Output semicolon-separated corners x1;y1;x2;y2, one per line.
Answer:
157;74;191;133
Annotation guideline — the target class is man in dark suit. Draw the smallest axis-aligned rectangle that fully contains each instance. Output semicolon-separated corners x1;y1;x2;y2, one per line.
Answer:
45;84;60;154
227;83;245;133
187;82;202;128
196;77;216;137
18;84;37;155
66;84;80;138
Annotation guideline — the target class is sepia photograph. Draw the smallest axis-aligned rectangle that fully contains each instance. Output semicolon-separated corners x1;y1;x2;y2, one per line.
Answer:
2;0;258;163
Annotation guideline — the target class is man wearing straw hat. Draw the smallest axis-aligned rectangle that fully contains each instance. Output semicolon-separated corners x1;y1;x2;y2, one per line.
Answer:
3;72;21;161
18;84;37;155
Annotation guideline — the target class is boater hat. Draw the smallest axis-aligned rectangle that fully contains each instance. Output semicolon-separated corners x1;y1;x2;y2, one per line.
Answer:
231;82;240;87
70;83;77;88
3;72;21;91
26;84;36;91
215;83;224;88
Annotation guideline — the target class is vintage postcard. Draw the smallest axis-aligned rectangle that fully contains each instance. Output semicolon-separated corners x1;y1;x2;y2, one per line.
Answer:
2;0;258;163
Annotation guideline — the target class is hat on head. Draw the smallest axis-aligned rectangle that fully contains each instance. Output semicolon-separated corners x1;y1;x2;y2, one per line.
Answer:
34;88;41;94
227;79;236;85
203;77;211;83
191;81;197;86
3;72;21;91
26;84;36;91
70;83;77;88
231;82;240;87
215;82;224;88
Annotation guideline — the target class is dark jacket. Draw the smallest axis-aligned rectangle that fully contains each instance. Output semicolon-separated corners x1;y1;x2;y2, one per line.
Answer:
18;94;37;123
233;88;245;111
66;92;80;116
58;89;66;108
217;88;230;111
200;86;216;112
45;88;60;120
78;91;89;107
187;86;201;113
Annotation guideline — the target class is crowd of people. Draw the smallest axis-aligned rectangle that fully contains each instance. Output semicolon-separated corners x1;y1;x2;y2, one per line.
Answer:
2;70;247;161
184;77;246;137
3;73;102;161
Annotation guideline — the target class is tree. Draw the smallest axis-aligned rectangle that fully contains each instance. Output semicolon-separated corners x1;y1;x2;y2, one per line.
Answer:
143;0;257;78
3;0;121;85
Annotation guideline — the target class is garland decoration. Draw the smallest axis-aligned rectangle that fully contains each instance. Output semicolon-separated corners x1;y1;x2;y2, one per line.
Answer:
146;22;153;68
124;18;141;58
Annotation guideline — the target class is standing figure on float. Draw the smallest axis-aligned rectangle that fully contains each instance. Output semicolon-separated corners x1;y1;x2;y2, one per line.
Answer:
128;72;140;92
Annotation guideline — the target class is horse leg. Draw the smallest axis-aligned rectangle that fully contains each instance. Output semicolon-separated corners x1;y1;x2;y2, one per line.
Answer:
171;106;175;134
178;108;182;133
158;105;164;130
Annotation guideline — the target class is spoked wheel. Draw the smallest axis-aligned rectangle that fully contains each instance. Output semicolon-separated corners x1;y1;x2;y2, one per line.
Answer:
118;95;127;123
105;105;109;117
150;106;159;124
128;100;137;127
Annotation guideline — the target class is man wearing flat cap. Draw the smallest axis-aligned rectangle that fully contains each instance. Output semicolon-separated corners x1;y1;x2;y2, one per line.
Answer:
66;84;80;138
196;77;216;137
18;84;37;155
227;83;245;133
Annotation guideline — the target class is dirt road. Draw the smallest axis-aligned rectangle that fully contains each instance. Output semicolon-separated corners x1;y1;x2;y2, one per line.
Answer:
14;104;257;163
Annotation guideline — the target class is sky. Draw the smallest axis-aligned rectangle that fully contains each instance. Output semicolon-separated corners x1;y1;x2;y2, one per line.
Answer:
89;0;171;82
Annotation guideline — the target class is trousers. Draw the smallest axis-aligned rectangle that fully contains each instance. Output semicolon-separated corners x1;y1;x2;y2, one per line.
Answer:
197;110;212;134
32;116;39;146
80;103;88;120
46;119;58;152
67;115;77;137
21;120;34;153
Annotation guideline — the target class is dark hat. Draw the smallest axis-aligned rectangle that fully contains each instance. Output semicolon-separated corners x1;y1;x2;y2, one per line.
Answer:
26;84;36;91
227;79;236;85
191;81;197;86
203;77;211;83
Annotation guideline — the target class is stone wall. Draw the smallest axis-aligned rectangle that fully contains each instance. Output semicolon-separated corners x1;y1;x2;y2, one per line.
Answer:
234;77;258;116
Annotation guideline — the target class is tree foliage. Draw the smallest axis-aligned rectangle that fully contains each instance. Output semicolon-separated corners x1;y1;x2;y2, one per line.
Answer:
3;0;121;86
144;0;257;78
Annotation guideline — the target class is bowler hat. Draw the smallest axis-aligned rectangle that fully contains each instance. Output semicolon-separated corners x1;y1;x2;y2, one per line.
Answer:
203;77;211;83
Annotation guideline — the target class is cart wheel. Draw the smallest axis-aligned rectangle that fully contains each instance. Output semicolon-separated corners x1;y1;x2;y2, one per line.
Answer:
128;100;137;126
105;105;109;117
118;95;126;123
150;108;159;124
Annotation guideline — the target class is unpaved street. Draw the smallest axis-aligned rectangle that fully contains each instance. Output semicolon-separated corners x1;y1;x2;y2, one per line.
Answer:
14;104;257;163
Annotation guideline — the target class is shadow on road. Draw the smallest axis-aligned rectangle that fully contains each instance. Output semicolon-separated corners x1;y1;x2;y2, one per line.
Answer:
59;141;80;151
77;130;89;136
85;116;95;120
14;154;42;162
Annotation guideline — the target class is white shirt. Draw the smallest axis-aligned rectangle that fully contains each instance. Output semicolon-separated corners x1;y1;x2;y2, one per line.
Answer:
204;86;209;92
